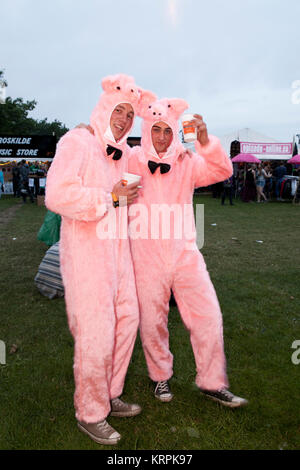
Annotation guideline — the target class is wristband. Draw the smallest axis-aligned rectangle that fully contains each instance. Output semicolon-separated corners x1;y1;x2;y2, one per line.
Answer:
111;192;119;208
111;192;118;202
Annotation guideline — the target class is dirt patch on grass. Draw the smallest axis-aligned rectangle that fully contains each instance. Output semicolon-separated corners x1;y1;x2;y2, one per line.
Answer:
0;201;22;225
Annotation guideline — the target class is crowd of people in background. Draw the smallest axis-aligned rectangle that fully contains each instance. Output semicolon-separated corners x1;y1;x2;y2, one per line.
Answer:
10;160;50;202
0;165;4;199
1;159;299;205
212;161;300;204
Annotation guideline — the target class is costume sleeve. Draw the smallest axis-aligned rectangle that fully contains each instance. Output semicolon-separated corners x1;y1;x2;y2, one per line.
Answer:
192;135;233;188
45;130;113;221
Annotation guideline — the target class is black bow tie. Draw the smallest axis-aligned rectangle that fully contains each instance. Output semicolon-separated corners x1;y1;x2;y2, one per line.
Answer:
107;145;123;160
148;160;171;175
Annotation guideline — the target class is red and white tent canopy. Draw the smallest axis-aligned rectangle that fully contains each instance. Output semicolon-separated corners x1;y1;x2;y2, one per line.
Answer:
218;128;293;161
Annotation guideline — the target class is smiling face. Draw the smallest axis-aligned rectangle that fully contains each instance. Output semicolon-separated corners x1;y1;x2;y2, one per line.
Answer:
110;103;134;142
151;121;173;154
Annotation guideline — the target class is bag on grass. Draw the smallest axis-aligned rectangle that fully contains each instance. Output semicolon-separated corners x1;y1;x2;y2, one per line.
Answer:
37;210;61;246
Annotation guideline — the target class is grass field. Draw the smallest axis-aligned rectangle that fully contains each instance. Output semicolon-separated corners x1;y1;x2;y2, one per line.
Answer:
0;194;299;450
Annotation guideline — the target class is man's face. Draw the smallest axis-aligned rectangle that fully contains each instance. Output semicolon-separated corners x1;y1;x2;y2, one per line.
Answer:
151;121;173;154
110;103;134;142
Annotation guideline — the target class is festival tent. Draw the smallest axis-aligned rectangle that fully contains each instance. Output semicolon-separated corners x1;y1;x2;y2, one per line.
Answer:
218;128;293;161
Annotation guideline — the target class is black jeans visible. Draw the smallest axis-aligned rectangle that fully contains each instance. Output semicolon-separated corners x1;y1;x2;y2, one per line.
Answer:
13;179;21;197
21;182;34;203
221;187;233;205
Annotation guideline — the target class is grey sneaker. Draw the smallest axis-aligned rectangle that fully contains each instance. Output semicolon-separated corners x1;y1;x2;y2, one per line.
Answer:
77;419;121;445
199;388;248;408
154;380;173;402
110;397;142;417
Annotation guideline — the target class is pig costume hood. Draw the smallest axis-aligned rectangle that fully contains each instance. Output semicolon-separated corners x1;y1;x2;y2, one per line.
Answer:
138;97;189;166
90;74;155;155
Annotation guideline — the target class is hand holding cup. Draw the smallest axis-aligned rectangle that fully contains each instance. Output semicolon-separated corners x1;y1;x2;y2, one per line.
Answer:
181;114;209;146
113;173;142;207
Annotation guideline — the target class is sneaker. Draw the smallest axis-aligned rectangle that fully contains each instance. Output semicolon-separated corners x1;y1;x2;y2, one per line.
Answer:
199;388;248;408
77;419;121;445
110;397;142;417
154;380;173;402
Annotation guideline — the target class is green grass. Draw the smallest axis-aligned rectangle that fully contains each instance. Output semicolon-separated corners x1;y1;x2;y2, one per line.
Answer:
0;194;22;212
0;195;299;450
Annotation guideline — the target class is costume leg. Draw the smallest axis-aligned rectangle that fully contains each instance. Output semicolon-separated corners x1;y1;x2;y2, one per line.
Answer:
133;250;173;382
110;240;139;399
172;250;229;391
61;234;117;423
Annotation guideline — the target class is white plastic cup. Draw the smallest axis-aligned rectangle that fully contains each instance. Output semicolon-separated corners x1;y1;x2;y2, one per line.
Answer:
181;113;197;143
122;172;142;188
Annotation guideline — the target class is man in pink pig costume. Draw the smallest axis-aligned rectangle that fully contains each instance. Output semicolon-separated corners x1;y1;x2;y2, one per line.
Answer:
127;98;248;408
45;74;155;445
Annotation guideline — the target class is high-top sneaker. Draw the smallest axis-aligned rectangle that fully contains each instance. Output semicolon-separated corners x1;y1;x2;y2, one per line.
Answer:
154;380;173;402
199;388;248;408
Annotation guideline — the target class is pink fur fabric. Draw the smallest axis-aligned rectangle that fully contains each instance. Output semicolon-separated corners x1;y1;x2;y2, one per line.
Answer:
128;98;233;390
45;74;155;423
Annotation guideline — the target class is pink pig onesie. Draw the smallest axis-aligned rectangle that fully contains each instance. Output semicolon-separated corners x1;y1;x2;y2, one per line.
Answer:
128;98;233;392
45;74;154;424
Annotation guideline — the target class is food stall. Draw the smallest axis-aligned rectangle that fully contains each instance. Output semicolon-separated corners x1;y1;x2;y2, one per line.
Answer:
0;135;56;200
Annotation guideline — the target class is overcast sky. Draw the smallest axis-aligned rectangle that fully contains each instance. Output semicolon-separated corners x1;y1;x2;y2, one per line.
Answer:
1;0;300;141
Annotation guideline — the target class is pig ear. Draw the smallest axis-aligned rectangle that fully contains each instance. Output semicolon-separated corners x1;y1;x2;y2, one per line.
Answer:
167;98;189;118
137;89;157;118
102;75;121;93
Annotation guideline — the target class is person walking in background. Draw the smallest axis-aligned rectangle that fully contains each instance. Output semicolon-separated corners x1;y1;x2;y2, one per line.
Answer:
255;164;268;203
221;175;234;205
242;164;256;202
0;167;4;199
212;181;223;199
30;161;40;173
263;163;273;200
19;160;34;203
12;163;21;198
274;161;287;201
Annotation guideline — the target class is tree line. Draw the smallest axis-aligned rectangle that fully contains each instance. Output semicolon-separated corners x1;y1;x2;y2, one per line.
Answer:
0;70;68;139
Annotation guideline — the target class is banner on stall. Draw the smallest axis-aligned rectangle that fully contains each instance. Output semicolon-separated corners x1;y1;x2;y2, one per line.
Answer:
0;135;56;159
240;141;293;156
